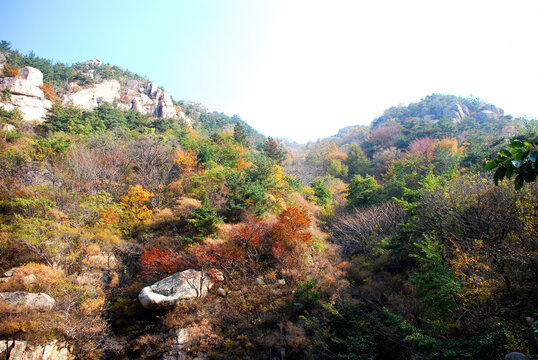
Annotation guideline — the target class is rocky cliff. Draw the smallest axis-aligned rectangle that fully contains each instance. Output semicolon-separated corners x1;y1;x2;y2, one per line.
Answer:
0;66;52;122
0;56;189;124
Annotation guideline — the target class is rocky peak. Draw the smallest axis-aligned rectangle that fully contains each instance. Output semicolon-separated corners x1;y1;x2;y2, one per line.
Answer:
84;58;102;66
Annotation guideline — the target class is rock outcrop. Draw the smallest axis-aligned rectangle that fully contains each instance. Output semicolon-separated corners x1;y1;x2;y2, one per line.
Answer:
138;269;223;309
0;66;52;122
0;291;55;311
0;339;73;360
63;79;121;110
62;78;177;119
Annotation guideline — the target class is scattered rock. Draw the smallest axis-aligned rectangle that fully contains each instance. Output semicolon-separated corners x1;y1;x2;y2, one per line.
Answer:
87;254;118;270
22;274;37;285
138;269;222;309
0;292;55;311
0;339;73;360
277;279;286;286
3;269;14;277
216;287;227;297
1;124;15;132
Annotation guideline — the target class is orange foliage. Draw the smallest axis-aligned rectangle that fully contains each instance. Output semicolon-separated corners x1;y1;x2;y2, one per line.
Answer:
39;83;57;101
229;217;269;263
173;148;199;175
270;206;312;247
3;66;19;77
235;158;251;171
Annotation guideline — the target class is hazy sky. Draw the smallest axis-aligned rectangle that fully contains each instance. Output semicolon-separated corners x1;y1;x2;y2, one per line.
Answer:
2;0;538;143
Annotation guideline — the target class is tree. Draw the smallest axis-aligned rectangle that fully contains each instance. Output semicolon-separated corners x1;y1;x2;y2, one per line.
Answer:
345;144;371;178
310;178;331;206
264;137;286;164
233;122;248;147
346;175;381;209
485;139;537;190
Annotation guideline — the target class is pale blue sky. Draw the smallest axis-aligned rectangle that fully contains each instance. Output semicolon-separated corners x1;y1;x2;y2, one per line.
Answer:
2;0;538;142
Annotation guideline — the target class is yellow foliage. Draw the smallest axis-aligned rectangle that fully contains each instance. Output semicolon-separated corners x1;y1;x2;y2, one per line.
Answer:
80;297;105;315
437;138;460;154
152;207;175;223
173;148;198;175
120;185;154;227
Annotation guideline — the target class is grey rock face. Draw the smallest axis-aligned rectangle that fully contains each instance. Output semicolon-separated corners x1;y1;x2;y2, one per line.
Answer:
138;269;222;309
0;291;55;311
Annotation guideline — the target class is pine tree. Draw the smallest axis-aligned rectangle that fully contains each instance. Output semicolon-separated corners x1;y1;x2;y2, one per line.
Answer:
264;137;286;164
233;122;248;147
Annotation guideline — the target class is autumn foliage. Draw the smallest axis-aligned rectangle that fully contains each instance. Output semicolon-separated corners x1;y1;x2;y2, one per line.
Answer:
3;66;19;77
173;148;199;175
39;83;57;101
270;206;312;246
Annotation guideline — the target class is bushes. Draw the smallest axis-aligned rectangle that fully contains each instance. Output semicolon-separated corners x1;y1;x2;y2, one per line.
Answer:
332;200;406;256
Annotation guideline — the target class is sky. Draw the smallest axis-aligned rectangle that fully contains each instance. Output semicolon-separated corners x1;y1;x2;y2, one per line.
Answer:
2;0;538;143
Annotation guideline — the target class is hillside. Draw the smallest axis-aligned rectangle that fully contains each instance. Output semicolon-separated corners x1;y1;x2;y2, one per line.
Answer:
286;94;527;184
0;43;537;360
0;41;265;147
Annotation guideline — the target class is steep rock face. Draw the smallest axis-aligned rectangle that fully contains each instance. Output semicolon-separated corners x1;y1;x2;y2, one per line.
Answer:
0;340;73;360
138;269;223;309
63;79;121;110
63;78;178;118
0;66;52;122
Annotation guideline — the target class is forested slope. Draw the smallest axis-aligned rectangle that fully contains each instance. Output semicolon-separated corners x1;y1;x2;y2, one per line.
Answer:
0;44;537;360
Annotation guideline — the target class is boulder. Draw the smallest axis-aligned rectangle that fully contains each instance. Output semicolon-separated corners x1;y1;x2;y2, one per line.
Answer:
9;94;51;122
22;274;37;285
0;66;45;99
216;287;227;297
0;339;73;360
0;291;55;311
19;66;44;86
138;269;222;309
505;352;529;360
1;124;15;132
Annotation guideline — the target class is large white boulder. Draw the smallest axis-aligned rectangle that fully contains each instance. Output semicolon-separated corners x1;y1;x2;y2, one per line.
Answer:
0;66;45;99
0;291;55;311
138;269;222;309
